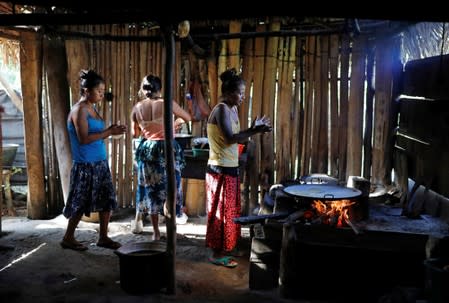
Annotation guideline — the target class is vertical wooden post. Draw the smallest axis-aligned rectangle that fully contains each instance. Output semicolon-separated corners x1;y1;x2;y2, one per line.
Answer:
162;24;176;295
20;31;46;219
43;36;72;207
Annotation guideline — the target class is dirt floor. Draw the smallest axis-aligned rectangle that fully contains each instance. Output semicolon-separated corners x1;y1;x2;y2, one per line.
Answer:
0;191;432;303
0;201;320;303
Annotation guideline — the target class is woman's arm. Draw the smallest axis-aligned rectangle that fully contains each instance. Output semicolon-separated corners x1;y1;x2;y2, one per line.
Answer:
215;105;271;144
130;107;141;138
173;101;192;131
173;101;192;122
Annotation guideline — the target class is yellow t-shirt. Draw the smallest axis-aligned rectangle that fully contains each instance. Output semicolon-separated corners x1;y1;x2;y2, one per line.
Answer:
207;118;240;167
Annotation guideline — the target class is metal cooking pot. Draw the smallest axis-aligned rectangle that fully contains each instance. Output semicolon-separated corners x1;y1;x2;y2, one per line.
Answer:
283;184;362;200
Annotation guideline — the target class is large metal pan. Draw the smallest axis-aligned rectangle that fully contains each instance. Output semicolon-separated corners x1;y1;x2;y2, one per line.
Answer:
283;184;362;200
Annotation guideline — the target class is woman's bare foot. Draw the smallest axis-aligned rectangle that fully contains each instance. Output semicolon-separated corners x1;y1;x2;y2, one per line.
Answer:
152;230;160;241
131;219;143;234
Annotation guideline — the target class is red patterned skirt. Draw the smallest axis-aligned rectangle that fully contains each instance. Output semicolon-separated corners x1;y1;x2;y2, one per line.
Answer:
205;169;241;253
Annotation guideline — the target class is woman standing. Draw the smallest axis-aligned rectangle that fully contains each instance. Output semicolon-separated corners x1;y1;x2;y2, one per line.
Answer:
131;74;191;240
206;68;272;267
61;69;127;251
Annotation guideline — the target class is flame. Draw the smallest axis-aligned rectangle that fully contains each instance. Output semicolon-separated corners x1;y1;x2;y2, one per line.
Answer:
312;199;355;226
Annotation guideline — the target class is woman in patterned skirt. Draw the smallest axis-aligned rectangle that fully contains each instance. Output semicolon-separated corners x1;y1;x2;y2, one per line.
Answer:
61;69;127;251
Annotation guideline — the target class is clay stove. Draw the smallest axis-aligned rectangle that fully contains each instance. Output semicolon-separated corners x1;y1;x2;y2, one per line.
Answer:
247;181;447;302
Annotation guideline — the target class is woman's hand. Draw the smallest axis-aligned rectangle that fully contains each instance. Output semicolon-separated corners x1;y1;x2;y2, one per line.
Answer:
109;124;127;136
251;115;272;133
174;118;186;132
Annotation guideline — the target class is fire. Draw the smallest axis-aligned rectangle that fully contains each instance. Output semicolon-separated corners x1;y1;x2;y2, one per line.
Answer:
312;199;355;227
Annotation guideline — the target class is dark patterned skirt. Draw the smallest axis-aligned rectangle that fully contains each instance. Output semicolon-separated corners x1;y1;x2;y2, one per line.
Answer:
63;159;117;218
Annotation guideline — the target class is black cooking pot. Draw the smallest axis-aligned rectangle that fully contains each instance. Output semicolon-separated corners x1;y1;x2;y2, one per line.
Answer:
114;242;168;294
174;133;194;149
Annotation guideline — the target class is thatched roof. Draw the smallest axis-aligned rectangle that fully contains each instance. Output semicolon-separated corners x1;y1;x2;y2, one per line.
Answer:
402;22;449;63
1;1;448;66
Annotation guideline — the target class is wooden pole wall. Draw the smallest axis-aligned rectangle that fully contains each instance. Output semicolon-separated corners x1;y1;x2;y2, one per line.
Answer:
24;22;400;215
59;24;166;209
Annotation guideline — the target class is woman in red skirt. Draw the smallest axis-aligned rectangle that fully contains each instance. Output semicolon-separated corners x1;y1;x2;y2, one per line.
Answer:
205;68;272;267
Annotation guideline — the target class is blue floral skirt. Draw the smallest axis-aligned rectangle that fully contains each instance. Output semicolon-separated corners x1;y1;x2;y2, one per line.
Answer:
63;159;117;218
135;138;185;215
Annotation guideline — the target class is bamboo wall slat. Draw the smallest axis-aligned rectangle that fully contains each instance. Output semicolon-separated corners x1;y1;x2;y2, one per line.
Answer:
240;38;253;130
207;52;218;110
43;70;59;214
260;20;280;191
316;35;329;174
329;35;339;177
293;38;303;177
218;39;227;96
275;36;285;182
301;36;315;176
286;36;296;178
198;58;209;107
277;36;295;182
175;41;181;103
346;36;367;178
249;24;266;206
372;37;397;186
363;44;375;180
228;20;241;71
110;25;119;204
338;35;350;181
240;38;253;213
310;35;320;173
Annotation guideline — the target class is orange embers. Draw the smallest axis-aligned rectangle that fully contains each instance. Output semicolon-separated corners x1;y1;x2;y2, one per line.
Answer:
312;199;356;227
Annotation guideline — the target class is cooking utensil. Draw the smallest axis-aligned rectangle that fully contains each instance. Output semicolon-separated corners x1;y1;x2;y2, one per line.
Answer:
283;184;362;200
